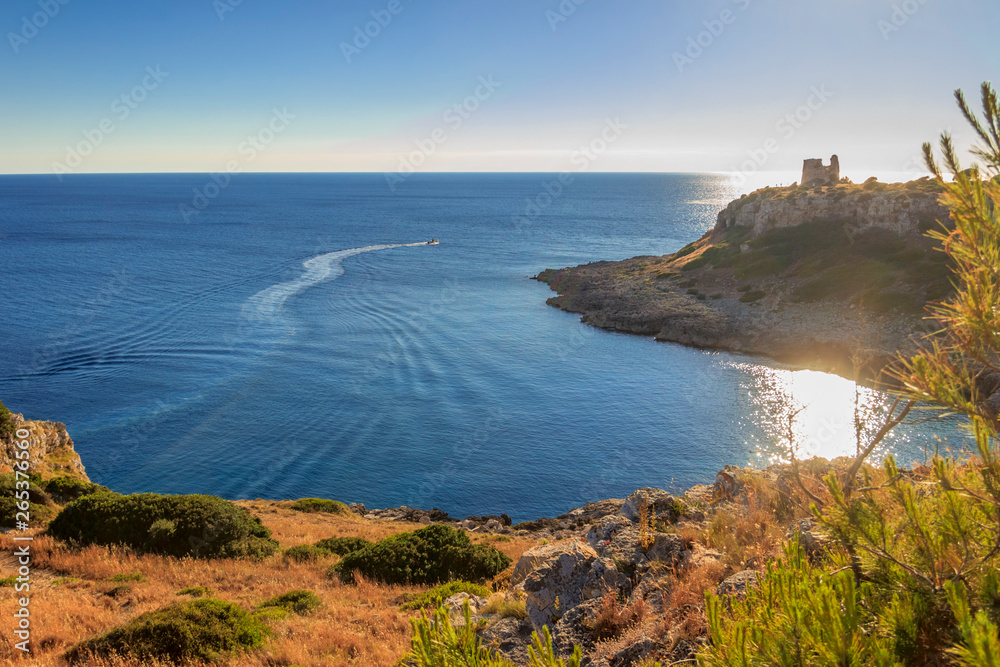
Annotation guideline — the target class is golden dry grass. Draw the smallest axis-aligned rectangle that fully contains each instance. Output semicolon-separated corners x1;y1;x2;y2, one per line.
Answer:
0;502;541;667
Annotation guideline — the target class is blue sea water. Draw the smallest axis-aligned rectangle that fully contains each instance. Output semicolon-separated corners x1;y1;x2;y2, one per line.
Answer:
0;173;967;521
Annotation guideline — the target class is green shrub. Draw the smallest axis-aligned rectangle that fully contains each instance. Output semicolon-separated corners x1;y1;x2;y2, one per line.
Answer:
0;472;51;505
0;576;17;587
288;498;349;515
0;401;15;441
258;590;322;616
681;255;711;272
701;541;897;666
673;242;698;259
332;524;511;585
284;544;327;563
44;476;108;502
0;474;56;528
177;586;212;597
314;536;371;556
738;290;765;303
110;572;144;583
65;599;268;665
47;491;279;559
400;581;492;610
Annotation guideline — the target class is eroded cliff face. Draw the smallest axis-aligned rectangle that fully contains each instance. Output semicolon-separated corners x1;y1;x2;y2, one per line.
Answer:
1;412;89;482
714;180;948;240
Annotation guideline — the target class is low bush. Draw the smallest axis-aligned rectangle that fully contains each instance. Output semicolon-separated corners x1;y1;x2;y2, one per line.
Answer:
43;476;108;502
0;473;56;528
0;472;51;505
47;491;279;559
110;572;144;583
283;544;327;562
257;590;322;616
400;580;492;610
289;498;349;514
177;586;212;597
64;599;269;665
738;290;765;303
0;401;15;441
332;524;511;586
314;535;371;556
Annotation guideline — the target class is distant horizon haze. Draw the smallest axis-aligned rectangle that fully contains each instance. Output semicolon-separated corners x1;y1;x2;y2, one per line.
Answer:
1;1;996;177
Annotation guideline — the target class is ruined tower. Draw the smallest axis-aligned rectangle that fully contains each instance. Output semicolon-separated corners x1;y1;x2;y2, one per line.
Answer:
801;155;840;186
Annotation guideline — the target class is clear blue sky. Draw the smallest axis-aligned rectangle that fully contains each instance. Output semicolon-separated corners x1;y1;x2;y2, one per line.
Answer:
2;0;997;176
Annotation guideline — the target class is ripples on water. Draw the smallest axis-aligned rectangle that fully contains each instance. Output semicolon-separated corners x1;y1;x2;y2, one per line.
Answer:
0;173;969;521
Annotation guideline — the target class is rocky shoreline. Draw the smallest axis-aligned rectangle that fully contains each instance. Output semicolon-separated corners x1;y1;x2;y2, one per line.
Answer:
535;256;922;377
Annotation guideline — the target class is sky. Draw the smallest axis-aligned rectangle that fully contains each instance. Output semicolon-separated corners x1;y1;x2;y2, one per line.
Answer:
1;0;998;177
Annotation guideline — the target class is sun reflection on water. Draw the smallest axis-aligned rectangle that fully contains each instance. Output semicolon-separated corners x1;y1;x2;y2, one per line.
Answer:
733;363;904;464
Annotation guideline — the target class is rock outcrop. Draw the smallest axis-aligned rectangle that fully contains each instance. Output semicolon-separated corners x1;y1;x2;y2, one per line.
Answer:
0;412;88;482
714;179;947;240
513;541;630;633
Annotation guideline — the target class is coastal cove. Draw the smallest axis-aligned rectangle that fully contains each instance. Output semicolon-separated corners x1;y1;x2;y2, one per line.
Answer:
0;173;969;523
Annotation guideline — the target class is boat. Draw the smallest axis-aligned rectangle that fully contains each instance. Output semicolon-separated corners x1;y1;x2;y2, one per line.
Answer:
428;239;439;245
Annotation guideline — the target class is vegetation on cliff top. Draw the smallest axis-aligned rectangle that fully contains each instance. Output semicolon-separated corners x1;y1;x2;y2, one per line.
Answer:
47;491;280;559
675;190;953;314
64;598;270;664
332;523;512;585
0;400;15;441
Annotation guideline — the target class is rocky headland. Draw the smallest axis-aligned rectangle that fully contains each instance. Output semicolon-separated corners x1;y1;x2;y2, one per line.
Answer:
536;177;952;377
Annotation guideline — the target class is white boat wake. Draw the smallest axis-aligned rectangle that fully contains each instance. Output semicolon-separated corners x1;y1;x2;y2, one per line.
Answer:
244;242;432;322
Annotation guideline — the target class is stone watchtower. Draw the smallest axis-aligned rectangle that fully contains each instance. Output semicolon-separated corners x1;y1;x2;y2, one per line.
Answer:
801;155;840;186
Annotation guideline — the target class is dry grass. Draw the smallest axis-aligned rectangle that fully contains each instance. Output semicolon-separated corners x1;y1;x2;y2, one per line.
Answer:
590;592;647;641
0;502;541;667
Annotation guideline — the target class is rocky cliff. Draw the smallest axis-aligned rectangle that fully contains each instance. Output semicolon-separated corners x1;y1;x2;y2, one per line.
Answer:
536;177;954;377
715;177;947;239
0;411;89;482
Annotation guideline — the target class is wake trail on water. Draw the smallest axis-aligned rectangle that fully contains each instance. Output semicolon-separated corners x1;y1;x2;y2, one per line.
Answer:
244;242;431;322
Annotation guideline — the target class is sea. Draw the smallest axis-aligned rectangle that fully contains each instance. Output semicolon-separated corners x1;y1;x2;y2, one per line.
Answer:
0;173;969;522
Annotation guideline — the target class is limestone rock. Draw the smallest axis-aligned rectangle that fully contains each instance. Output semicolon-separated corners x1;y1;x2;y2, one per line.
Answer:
585;515;687;569
479;616;535;665
443;592;487;617
620;488;680;525
608;637;671;667
558;498;624;523
514;541;628;632
553;598;601;657
717;570;760;598
0;413;87;482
